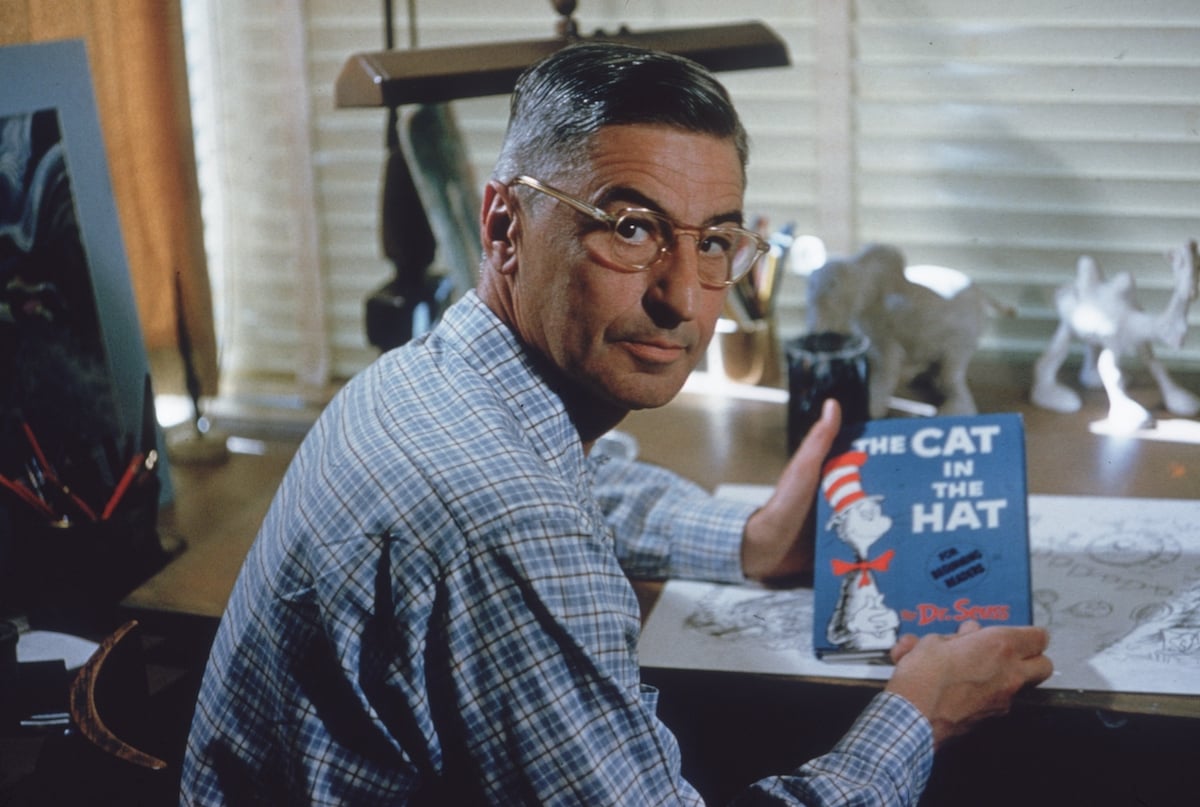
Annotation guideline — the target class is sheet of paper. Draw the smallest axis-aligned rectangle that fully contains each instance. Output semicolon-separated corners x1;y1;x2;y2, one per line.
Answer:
1029;494;1200;694
17;630;99;670
638;491;1200;696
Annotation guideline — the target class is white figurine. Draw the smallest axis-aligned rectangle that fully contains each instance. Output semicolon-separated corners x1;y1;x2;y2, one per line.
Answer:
1030;240;1199;431
807;244;1009;418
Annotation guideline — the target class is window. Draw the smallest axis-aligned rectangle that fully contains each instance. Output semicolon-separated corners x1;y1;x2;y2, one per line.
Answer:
182;0;1199;417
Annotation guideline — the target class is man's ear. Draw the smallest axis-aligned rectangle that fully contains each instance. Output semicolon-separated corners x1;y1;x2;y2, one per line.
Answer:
481;180;519;274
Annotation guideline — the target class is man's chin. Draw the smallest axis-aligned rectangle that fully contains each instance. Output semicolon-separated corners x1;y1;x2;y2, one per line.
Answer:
608;372;691;411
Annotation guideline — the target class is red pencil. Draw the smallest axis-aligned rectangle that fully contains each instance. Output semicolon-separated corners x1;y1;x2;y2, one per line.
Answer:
21;421;100;522
101;452;144;521
0;474;57;520
21;422;51;471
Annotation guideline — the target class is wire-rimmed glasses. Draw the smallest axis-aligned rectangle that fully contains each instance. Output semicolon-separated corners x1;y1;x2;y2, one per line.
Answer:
509;175;768;288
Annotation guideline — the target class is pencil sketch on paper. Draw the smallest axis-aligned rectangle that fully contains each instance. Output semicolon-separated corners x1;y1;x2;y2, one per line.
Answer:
684;588;812;652
1028;496;1200;691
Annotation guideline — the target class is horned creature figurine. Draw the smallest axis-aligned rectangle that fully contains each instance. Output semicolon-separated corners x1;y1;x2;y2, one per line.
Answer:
1030;240;1199;430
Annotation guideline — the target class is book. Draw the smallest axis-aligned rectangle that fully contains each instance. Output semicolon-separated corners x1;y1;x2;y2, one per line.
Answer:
812;413;1032;662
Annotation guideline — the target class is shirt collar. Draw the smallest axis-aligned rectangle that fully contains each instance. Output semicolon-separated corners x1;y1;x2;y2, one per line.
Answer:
435;291;588;478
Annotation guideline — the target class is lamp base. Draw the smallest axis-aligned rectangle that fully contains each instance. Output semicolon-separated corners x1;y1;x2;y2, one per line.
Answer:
166;423;229;466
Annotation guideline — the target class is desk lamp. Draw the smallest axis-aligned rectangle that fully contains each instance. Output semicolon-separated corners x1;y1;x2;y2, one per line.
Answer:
335;1;791;108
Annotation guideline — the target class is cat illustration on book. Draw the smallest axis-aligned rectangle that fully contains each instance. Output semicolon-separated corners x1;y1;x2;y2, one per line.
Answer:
822;451;900;652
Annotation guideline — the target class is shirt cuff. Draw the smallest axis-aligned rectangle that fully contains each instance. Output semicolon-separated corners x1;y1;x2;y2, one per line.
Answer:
815;690;935;802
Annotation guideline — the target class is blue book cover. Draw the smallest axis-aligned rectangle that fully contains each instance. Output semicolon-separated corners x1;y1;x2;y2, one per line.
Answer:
812;413;1032;661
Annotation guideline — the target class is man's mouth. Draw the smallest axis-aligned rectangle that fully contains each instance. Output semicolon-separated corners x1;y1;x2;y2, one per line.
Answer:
620;338;688;365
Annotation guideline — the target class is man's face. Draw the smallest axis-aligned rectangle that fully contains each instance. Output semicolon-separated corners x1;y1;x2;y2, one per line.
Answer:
506;125;744;412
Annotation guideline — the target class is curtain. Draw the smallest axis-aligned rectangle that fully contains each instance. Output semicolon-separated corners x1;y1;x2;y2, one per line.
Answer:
182;0;332;406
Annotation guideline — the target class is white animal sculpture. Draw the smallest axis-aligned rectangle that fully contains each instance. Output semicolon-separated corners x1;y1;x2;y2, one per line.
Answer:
1030;240;1200;430
807;244;1008;419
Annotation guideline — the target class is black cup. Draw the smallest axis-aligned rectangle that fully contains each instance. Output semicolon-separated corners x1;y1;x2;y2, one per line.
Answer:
785;331;870;452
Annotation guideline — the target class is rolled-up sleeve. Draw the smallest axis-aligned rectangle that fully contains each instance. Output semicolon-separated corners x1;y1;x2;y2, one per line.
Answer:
590;456;757;583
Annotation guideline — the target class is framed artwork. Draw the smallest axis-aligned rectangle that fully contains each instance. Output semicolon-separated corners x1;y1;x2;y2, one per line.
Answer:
0;39;172;623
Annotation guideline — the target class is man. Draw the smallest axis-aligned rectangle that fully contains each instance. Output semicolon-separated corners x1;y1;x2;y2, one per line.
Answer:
181;43;1051;805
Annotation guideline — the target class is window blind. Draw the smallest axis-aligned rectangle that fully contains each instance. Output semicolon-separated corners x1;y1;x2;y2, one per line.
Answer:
848;0;1200;359
182;0;1199;417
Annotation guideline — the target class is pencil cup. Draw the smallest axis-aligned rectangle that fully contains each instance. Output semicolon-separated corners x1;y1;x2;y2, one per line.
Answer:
712;318;780;387
785;332;870;452
0;475;165;632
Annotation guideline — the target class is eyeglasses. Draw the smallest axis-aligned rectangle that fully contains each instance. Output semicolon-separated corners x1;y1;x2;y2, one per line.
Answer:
509;175;768;288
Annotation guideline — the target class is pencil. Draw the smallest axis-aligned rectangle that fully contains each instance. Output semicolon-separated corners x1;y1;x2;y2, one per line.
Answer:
21;421;100;522
0;474;57;520
101;452;145;521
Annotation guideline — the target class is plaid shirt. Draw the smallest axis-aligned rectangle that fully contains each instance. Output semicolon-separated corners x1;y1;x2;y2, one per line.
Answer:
181;291;932;805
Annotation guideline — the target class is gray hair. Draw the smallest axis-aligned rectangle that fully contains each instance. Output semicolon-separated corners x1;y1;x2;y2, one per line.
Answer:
491;42;749;184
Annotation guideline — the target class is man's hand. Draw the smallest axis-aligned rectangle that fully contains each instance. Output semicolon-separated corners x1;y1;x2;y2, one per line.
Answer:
741;399;841;581
886;621;1053;748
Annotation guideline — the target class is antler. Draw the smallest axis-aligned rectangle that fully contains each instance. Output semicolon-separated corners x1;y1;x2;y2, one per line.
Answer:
1156;240;1199;348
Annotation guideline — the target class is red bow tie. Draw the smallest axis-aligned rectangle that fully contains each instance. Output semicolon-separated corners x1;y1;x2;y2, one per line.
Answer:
832;549;895;587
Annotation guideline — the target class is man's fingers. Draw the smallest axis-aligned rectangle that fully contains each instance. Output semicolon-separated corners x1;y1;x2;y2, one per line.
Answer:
766;399;841;515
977;625;1051;659
889;633;920;664
1013;628;1054;685
1022;653;1055;686
967;625;1055;686
1012;625;1051;658
793;399;841;462
886;623;1055;748
790;400;839;477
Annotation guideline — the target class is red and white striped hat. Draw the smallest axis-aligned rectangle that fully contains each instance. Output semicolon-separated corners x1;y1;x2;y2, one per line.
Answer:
821;450;870;516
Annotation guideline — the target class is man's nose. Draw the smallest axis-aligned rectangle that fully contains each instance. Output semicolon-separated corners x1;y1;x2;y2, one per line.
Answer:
647;235;702;320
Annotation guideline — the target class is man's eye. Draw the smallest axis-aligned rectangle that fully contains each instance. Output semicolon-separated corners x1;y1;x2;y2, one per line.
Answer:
614;213;662;247
698;232;735;258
